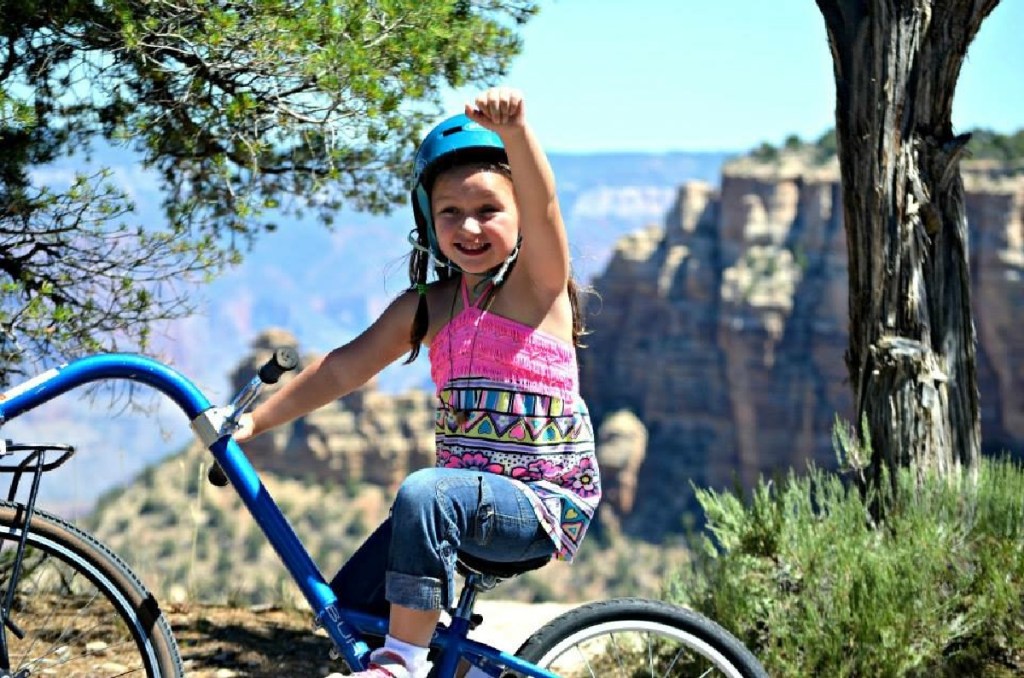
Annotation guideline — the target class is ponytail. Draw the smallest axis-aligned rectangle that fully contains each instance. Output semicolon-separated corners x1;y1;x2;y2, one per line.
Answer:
404;227;453;364
568;276;588;348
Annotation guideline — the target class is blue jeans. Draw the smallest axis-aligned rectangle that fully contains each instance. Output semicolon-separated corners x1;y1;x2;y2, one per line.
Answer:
329;467;555;614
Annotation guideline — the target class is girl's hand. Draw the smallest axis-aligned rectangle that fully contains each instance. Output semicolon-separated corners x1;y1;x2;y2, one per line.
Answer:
465;87;526;134
233;412;256;443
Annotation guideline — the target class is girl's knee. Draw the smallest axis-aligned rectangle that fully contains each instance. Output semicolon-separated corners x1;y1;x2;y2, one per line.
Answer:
392;468;477;522
393;468;448;518
396;467;439;499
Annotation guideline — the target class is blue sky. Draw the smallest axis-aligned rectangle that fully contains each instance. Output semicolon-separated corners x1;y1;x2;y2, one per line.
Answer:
445;0;1024;153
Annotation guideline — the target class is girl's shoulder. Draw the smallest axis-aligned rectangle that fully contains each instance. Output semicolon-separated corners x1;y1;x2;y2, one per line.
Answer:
422;276;460;308
421;276;462;343
491;273;575;344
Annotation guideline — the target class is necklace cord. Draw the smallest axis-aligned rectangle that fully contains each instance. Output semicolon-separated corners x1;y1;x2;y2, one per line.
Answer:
447;275;499;428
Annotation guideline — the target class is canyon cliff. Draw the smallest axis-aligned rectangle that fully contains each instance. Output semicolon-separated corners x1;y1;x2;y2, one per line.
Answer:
579;152;1024;537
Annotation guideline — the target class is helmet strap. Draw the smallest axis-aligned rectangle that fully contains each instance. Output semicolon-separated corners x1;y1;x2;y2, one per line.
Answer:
487;235;521;287
467;233;521;298
406;230;432;256
413;185;461;273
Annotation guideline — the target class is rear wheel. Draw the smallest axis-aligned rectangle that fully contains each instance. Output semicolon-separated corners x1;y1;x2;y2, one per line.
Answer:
0;501;183;676
513;598;767;677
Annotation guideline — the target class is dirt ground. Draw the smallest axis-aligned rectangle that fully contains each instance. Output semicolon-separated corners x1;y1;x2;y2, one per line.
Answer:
167;600;577;677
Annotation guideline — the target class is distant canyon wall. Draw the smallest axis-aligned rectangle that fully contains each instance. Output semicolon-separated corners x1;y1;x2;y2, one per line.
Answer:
578;153;1024;537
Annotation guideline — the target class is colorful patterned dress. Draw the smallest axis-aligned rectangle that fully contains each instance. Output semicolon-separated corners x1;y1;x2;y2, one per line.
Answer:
429;278;601;562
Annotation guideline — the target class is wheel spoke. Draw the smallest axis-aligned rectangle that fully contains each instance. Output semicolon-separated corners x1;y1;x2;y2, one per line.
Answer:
8;566;146;675
10;556;95;672
646;630;654;677
608;632;627;677
8;549;58;671
573;642;597;678
661;643;685;676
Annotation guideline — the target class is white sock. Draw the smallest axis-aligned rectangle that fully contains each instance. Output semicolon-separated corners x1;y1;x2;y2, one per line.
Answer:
381;635;430;675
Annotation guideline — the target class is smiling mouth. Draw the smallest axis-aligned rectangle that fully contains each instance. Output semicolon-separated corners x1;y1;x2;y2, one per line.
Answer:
455;243;491;256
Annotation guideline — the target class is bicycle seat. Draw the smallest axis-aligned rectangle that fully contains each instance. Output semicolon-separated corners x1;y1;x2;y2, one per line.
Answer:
456;552;550;579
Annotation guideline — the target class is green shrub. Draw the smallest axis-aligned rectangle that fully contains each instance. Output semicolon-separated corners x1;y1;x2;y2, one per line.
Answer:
669;457;1024;677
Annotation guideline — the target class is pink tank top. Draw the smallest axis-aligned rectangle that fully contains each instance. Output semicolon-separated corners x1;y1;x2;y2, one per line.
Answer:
429;278;579;403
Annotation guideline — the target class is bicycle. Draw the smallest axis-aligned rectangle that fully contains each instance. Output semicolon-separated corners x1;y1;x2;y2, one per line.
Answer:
0;350;768;677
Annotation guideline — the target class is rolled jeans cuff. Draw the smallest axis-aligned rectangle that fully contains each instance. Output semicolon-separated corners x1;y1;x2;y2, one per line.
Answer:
386;570;448;611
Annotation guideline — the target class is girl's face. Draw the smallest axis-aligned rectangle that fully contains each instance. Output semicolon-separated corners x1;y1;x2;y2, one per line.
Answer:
430;165;519;277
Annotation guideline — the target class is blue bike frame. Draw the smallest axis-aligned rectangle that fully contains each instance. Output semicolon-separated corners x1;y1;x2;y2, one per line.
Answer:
0;354;557;677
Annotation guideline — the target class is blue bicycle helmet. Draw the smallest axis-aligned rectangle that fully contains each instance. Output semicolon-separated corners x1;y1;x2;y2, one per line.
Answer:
411;113;508;265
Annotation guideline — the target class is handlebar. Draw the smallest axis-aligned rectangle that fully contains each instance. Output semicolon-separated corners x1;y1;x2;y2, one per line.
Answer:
208;347;299;487
258;348;299;384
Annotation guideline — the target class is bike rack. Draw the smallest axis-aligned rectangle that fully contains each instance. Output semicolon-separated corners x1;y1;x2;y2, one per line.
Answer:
0;442;77;669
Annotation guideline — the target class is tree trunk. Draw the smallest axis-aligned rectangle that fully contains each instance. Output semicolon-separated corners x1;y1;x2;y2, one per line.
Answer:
814;0;997;488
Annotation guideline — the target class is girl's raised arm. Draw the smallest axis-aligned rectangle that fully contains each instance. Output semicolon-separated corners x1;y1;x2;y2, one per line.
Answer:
465;88;569;296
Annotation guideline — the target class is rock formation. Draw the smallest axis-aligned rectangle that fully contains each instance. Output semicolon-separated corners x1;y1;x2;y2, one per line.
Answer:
579;151;1024;538
595;410;647;514
965;163;1024;454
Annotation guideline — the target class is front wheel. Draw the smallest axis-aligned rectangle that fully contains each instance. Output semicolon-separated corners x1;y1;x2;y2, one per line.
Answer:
0;501;183;676
513;598;767;678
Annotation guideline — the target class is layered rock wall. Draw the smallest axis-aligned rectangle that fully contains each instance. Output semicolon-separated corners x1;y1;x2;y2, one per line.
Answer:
966;167;1024;453
579;154;1024;537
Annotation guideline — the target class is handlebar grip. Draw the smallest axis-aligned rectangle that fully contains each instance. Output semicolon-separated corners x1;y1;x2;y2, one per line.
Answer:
208;462;229;487
257;347;299;384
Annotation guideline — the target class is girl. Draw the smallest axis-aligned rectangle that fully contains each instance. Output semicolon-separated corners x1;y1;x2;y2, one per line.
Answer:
236;87;601;678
